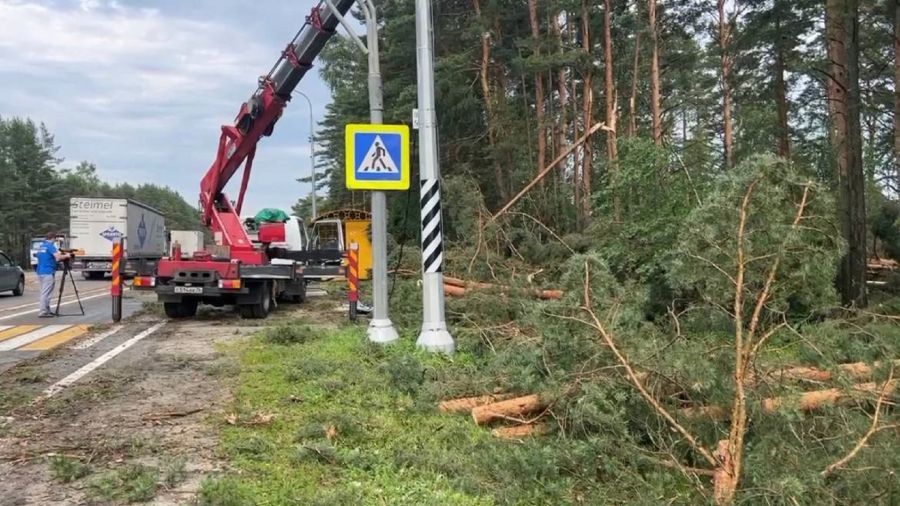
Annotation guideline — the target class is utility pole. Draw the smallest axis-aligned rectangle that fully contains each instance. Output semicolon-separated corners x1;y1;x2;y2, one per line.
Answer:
414;0;454;353
325;0;399;343
293;91;318;219
361;0;398;344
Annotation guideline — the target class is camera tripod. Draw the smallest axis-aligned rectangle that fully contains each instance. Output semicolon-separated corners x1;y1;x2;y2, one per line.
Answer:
54;260;85;317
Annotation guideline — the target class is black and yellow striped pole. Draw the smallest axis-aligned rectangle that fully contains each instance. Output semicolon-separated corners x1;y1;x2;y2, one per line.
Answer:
111;238;123;322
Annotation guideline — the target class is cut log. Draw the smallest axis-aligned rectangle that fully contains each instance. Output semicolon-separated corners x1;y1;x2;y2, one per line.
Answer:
761;380;896;412
438;394;512;414
758;359;900;384
443;284;467;297
472;394;545;425
680;379;898;420
536;289;564;300
442;277;564;300
491;423;549;439
443;276;493;290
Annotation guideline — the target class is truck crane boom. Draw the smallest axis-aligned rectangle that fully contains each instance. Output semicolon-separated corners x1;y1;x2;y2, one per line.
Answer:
136;1;355;320
198;0;355;264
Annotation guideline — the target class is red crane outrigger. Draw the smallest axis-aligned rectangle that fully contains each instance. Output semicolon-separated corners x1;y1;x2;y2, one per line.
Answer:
135;0;354;318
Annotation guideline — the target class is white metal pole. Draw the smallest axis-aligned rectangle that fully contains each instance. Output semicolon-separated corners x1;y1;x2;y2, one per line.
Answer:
360;0;398;344
414;0;454;353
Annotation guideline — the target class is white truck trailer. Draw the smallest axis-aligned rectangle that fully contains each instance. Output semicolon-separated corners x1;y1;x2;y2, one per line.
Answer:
69;198;167;279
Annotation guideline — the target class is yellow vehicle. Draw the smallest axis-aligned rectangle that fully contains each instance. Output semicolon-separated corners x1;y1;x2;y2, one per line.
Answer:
310;209;372;280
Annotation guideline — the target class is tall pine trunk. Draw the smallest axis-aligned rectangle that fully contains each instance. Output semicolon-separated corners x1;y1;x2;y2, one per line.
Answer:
773;18;791;159
895;0;900;190
605;0;620;221
581;0;594;224
826;0;868;308
552;12;569;170
648;0;662;145
718;0;734;169
472;0;509;202
528;0;547;182
628;28;641;138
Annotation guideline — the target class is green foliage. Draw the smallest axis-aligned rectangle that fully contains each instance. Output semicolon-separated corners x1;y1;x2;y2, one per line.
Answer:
88;464;159;503
0;116;200;264
198;476;256;506
161;456;187;489
668;155;842;315
48;455;92;483
263;323;312;345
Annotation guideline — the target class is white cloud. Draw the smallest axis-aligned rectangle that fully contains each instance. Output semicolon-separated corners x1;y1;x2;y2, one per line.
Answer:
0;0;329;215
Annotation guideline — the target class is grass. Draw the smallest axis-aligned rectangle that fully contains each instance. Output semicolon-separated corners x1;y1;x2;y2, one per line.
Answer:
48;455;92;483
88;463;159;503
212;325;531;505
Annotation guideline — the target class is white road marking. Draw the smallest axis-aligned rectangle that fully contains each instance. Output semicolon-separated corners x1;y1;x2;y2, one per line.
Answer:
41;321;166;398
0;292;108;322
0;288;108;313
0;325;71;351
0;325;10;332
72;325;124;350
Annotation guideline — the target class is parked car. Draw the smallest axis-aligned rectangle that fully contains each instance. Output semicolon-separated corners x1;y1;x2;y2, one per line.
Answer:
0;250;25;296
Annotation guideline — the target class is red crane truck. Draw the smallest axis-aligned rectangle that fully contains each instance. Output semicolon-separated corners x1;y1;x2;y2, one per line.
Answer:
134;0;352;318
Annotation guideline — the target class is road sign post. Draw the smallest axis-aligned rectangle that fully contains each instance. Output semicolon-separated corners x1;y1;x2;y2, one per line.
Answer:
325;0;400;344
111;238;123;322
345;122;409;342
347;242;359;322
414;0;454;353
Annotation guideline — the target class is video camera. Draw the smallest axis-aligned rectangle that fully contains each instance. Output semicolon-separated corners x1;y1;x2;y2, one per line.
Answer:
58;248;81;267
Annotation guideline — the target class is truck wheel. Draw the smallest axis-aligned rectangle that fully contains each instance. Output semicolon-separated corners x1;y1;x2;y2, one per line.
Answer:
180;299;198;317
164;299;198;318
12;277;24;296
164;303;184;318
239;282;271;319
84;271;104;280
293;281;307;303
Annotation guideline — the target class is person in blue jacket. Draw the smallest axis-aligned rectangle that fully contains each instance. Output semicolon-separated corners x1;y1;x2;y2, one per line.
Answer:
34;232;72;317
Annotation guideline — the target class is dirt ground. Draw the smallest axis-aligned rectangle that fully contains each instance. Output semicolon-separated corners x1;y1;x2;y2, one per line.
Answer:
0;294;344;506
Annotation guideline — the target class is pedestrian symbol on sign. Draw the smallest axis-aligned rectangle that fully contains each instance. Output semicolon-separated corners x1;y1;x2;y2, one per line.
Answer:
359;136;399;173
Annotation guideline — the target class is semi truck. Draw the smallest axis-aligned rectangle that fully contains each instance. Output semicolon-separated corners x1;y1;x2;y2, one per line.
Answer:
133;0;351;319
69;197;167;279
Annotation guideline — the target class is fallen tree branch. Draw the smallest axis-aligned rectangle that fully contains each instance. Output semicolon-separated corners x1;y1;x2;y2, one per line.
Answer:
141;407;204;421
581;262;719;468
491;121;608;221
822;370;896;477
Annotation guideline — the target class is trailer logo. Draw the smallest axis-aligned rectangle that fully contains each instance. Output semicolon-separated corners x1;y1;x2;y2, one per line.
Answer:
137;214;147;248
99;227;123;242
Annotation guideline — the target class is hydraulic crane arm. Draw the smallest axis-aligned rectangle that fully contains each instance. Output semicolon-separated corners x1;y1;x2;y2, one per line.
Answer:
197;0;356;262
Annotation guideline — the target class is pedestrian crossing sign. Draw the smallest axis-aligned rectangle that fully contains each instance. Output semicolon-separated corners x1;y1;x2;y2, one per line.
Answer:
345;123;410;190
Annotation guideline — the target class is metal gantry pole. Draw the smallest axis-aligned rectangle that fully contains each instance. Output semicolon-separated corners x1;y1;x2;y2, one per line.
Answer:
293;91;318;219
414;0;454;352
359;0;398;344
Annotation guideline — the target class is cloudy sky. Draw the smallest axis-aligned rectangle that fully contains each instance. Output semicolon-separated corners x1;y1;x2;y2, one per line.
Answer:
0;0;343;215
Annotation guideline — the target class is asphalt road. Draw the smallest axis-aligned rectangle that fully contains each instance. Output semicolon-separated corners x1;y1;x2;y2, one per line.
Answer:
0;271;146;373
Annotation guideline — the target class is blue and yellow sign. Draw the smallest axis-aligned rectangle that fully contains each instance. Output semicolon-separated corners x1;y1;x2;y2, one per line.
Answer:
345;123;410;190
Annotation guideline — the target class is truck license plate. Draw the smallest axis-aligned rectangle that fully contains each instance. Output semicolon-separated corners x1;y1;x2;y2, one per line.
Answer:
174;286;203;294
